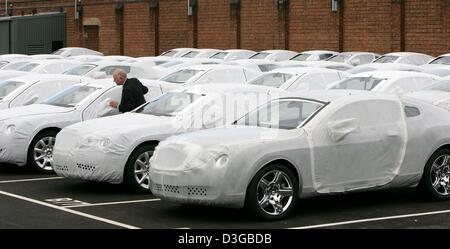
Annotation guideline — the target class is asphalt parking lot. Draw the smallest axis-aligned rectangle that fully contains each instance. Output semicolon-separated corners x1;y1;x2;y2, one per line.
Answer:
0;163;449;229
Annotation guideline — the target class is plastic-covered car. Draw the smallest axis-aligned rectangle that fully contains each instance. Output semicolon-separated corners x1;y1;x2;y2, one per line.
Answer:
327;70;440;94
0;59;81;81
209;49;257;61
229;59;282;73
52;47;104;57
248;67;348;91
423;53;450;66
53;84;283;192
347;62;424;74
0;78;159;172
150;58;222;79
159;48;196;58
153;64;261;93
281;60;355;71
0;74;85;109
180;49;223;59
63;61;154;79
405;80;450;111
150;90;450;220
249;50;299;62
289;50;338;62
325;52;379;66
373;52;434;66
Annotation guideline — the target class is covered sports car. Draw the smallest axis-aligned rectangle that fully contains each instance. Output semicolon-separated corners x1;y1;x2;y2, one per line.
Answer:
52;84;283;192
0;79;159;172
150;90;450;220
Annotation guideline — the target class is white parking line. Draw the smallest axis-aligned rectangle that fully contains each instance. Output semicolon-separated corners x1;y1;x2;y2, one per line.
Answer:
0;190;140;229
289;209;450;229
65;198;161;208
0;177;64;184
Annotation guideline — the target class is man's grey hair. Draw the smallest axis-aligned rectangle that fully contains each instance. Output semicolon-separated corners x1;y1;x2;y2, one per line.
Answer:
113;68;127;78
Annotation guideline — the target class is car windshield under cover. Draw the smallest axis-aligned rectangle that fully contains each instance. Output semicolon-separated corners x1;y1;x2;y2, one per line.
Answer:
236;98;325;129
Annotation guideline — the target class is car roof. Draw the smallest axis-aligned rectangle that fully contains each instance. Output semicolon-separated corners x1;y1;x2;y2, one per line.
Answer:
182;83;285;95
283;89;398;103
350;70;438;79
259;50;297;53
271;66;340;75
8;73;85;83
384;52;431;57
300;50;338;54
179;64;244;71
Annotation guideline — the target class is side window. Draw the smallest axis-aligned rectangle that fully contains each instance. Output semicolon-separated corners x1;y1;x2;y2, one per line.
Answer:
9;80;78;107
258;64;279;72
196;69;245;84
82;87;122;120
100;66;131;75
404;106;420;118
289;73;325;91
319;54;334;60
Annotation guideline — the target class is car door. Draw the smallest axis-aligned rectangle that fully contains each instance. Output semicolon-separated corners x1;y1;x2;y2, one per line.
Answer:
82;87;122;120
309;98;406;193
9;79;80;108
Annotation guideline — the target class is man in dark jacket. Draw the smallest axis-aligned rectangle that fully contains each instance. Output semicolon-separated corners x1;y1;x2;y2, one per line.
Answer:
109;69;149;113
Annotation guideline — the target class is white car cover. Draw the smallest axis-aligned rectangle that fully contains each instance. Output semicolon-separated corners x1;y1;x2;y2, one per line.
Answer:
53;84;284;184
148;91;450;208
0;74;86;110
0;78;159;166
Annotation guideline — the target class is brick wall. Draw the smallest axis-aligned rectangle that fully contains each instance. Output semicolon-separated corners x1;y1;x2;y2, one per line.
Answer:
289;0;340;52
123;2;153;56
1;0;448;56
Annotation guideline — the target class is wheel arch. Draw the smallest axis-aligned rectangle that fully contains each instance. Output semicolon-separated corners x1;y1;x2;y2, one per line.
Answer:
247;157;303;198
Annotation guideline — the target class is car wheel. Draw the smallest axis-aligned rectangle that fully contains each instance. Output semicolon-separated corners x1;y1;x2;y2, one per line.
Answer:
124;144;155;193
27;130;58;173
246;163;298;221
419;149;450;200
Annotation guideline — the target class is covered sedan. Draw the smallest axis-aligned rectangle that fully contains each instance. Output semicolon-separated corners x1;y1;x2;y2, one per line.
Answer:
0;59;81;81
248;67;347;91
327;70;440;94
53;84;283;192
373;52;434;66
0;79;159;172
249;50;299;62
0;74;85;110
150;90;450;220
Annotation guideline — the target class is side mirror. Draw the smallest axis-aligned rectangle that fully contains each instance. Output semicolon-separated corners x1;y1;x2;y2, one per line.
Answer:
327;118;360;142
22;95;39;106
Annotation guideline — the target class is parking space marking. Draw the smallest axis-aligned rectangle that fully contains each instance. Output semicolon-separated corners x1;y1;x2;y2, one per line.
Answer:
0;190;140;229
0;177;64;184
65;198;161;208
289;209;450;229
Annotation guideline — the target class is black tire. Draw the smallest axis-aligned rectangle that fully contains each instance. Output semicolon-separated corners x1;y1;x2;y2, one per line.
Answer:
124;144;155;193
419;148;450;201
245;163;299;221
27;130;59;173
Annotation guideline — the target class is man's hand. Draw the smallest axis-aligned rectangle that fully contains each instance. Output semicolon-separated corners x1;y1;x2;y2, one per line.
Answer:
109;100;118;108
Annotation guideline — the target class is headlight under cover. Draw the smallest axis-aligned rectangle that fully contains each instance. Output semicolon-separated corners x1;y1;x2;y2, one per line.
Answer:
82;136;112;151
184;146;231;170
0;122;16;135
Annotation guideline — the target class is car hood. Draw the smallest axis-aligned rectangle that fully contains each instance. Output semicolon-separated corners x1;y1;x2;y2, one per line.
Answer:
0;104;74;121
63;112;175;137
164;125;292;149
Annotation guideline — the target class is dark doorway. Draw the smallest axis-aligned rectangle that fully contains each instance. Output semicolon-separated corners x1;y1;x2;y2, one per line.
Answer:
83;25;99;51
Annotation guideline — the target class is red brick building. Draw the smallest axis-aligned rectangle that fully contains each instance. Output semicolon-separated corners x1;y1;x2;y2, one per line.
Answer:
1;0;449;56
